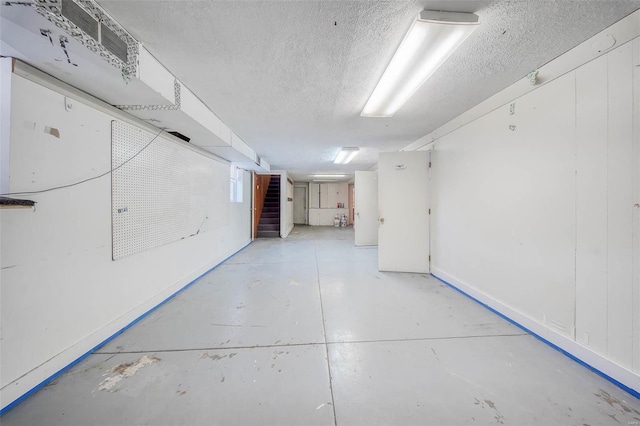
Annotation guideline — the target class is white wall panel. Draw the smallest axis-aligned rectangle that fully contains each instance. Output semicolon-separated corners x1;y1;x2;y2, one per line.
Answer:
429;36;640;392
0;74;251;409
633;37;640;374
433;74;577;335
0;58;11;194
575;55;608;353
606;43;634;368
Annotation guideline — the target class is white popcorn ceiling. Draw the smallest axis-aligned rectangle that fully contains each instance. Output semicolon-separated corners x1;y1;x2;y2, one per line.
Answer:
97;0;640;181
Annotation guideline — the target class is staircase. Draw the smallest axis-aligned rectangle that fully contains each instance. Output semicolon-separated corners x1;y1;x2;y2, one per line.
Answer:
257;175;280;238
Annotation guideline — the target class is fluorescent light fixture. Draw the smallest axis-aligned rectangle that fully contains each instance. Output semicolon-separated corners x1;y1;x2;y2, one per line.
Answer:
312;174;347;178
361;10;479;117
334;147;359;164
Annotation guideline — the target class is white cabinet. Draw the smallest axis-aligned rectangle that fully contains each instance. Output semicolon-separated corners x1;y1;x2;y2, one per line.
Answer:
309;208;349;226
309;183;347;208
309;184;320;208
308;183;350;225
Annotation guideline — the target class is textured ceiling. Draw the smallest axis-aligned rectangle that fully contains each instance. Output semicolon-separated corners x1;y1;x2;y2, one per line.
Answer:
96;0;640;181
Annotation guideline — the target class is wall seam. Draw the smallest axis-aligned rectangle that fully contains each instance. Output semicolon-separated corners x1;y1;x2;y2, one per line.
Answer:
605;52;610;357
574;69;578;340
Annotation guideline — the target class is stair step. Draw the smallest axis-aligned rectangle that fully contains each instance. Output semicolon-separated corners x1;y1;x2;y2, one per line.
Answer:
257;230;280;238
258;224;280;231
259;218;279;224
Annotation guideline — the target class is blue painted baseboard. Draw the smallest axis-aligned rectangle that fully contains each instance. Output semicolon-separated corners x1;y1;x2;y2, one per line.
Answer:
431;272;640;400
0;241;252;416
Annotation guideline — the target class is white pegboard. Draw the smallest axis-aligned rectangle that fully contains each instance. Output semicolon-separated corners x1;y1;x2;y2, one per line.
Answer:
111;120;229;260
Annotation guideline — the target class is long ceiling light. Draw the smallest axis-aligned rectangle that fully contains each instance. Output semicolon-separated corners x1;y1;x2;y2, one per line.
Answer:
361;10;480;118
334;147;359;164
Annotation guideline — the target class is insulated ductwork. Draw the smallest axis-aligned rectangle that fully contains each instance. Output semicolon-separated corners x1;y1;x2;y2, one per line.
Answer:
0;0;269;171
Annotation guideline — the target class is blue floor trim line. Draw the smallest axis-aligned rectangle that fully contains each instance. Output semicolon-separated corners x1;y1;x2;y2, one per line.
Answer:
0;241;252;417
431;273;640;400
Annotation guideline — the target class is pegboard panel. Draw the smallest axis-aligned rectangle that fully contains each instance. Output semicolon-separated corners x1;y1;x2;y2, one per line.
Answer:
112;120;229;260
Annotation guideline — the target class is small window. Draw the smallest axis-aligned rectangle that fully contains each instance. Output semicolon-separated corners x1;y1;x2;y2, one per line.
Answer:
230;165;243;203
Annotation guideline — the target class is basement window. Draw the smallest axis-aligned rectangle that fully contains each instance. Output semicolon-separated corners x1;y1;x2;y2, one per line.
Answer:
230;165;243;203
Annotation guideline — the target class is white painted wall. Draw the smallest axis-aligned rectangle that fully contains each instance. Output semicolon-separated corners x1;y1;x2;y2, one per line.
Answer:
429;36;640;393
0;72;252;410
324;183;348;208
0;58;11;194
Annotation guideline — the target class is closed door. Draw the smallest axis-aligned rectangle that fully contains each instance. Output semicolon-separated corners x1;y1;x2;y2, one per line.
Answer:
354;171;378;246
378;151;430;273
293;186;307;224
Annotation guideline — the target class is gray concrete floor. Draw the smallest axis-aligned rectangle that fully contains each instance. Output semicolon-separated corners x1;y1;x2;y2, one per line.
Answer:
3;225;640;425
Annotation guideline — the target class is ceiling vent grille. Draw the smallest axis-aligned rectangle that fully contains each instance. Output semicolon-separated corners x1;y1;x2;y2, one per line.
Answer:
35;0;137;76
100;22;128;63
61;0;98;40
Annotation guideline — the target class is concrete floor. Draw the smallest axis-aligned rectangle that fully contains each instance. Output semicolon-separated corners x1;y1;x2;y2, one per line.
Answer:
3;225;640;425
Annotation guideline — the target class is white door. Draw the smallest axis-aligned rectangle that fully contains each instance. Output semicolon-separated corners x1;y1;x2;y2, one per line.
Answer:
378;151;430;273
355;171;379;246
293;186;307;224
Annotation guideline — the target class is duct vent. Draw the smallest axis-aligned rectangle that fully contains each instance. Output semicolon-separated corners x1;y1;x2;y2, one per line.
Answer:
61;0;98;40
59;0;130;64
100;22;128;62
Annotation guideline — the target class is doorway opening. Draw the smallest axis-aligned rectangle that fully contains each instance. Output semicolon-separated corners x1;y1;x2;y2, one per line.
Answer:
254;174;281;238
